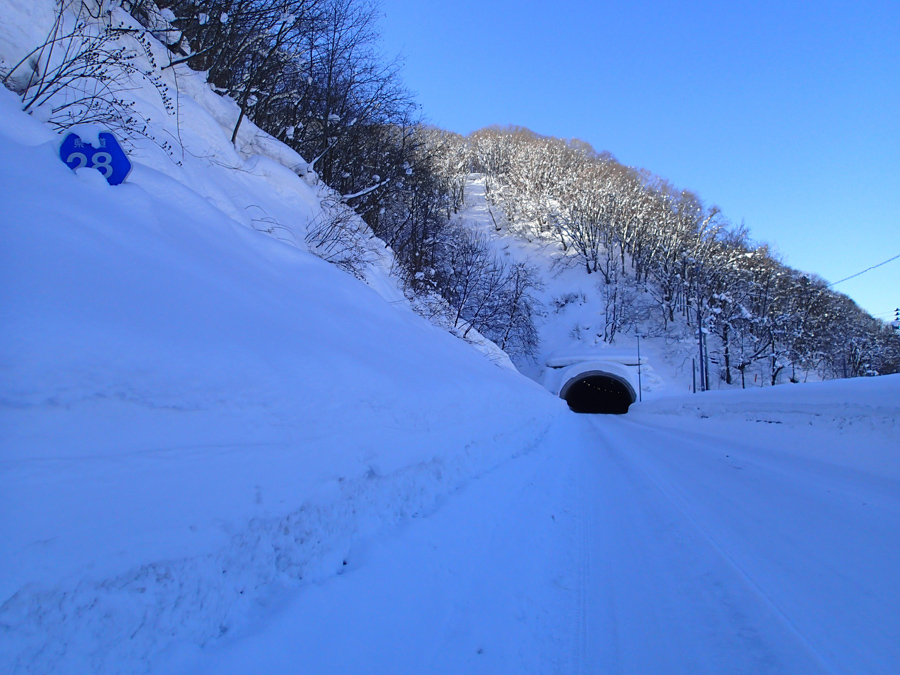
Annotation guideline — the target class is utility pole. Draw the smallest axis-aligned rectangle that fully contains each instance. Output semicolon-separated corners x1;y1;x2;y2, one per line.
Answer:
704;330;710;391
636;333;643;403
697;305;705;392
692;358;697;394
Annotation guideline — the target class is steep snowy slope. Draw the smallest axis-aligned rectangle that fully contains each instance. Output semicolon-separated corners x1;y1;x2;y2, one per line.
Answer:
0;51;563;675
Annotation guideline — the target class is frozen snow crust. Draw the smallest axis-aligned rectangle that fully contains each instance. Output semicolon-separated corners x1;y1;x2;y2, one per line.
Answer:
0;53;563;674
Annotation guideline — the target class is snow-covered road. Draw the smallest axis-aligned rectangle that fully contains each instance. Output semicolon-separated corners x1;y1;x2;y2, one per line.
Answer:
580;414;898;674
170;403;900;675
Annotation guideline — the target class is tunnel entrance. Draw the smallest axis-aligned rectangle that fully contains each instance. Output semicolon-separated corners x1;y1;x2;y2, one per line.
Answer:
561;374;634;414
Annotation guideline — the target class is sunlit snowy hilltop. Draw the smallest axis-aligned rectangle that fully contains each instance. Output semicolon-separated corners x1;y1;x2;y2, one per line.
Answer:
2;2;899;674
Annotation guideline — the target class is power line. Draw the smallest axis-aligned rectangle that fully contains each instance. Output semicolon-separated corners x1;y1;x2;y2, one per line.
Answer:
828;252;900;287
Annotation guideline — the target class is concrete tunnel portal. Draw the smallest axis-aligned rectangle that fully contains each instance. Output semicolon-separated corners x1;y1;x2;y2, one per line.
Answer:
544;355;641;415
558;370;637;415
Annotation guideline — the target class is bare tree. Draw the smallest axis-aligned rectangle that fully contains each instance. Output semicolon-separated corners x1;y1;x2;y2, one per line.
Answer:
2;2;174;144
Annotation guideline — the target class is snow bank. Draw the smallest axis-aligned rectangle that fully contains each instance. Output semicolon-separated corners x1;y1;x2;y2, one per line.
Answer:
627;375;900;479
0;42;563;675
632;374;900;430
0;1;58;84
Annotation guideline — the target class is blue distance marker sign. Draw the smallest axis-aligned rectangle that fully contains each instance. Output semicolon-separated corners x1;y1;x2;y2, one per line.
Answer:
59;131;132;186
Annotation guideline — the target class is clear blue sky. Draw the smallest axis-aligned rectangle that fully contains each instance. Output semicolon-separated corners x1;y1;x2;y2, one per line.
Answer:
379;0;900;321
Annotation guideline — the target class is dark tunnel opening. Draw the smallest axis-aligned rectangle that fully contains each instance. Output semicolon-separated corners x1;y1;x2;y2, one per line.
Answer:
562;375;634;414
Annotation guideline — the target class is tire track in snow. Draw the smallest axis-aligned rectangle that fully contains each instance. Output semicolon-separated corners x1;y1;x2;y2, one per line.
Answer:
574;415;832;674
601;413;900;675
591;416;841;675
572;454;590;675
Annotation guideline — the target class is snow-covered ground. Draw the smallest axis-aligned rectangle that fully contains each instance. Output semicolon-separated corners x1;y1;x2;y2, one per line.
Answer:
161;378;900;675
2;5;899;673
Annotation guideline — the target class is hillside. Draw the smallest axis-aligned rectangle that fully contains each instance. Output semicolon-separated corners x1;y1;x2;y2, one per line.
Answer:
0;4;564;669
451;126;900;387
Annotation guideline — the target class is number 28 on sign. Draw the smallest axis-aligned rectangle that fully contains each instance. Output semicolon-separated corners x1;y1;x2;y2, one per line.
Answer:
59;131;132;186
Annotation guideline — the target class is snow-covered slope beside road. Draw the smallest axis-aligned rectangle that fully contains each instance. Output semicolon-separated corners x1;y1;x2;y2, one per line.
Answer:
0;79;563;673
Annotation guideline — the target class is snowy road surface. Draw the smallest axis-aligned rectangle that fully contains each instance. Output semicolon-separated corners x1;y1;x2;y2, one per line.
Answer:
171;406;900;675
